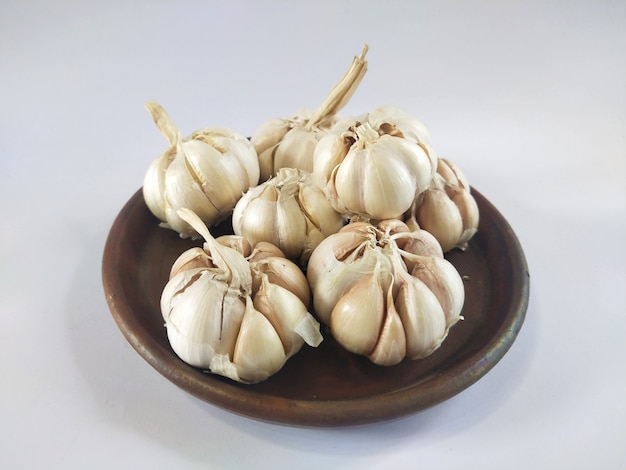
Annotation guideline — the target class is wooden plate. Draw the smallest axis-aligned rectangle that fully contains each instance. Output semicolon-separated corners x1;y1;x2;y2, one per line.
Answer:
102;188;529;427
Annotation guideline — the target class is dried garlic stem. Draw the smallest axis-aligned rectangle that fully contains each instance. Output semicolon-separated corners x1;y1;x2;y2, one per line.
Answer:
145;100;181;147
305;45;369;130
177;208;251;292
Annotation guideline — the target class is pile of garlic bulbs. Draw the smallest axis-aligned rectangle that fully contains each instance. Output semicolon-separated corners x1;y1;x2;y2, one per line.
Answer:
141;45;480;383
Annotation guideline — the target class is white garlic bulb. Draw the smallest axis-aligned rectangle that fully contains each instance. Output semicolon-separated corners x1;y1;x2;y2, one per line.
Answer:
312;106;437;221
161;208;323;383
142;101;260;238
306;220;464;366
232;167;344;266
406;158;479;251
251;45;369;182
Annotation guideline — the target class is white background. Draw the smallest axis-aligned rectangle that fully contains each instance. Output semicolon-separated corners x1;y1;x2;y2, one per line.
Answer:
1;1;624;469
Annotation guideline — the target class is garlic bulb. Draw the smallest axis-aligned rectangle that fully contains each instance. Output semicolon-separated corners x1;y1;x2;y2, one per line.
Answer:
161;208;322;383
306;220;464;365
232;167;344;266
312;106;437;221
405;158;479;251
142;101;260;238
251;45;369;182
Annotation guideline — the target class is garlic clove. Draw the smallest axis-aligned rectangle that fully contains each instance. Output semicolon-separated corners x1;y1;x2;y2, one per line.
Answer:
434;157;479;249
368;280;407;366
410;256;465;328
272;127;321;176
395;274;448;359
142;147;175;222
436;157;460;186
248;241;286;262
275;181;309;260
250;118;292;182
215;235;252;258
252;275;322;357
447;184;479;249
181;139;249;218
161;155;223;237
308;238;386;324
311;127;355;193
438;158;470;190
160;267;203;322
415;187;464;252
394;229;444;267
169;247;215;279
329;270;385;356
297;174;346;237
252;114;318;182
233;296;287;383
232;184;278;245
250;256;311;306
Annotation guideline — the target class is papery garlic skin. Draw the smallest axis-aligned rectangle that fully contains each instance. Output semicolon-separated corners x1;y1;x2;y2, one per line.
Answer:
142;101;260;238
313;108;437;221
232;168;344;266
306;220;464;366
160;209;322;383
251;46;368;182
406;158;479;251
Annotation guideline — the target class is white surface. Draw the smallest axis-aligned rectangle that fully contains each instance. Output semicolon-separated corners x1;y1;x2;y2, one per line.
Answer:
1;1;624;469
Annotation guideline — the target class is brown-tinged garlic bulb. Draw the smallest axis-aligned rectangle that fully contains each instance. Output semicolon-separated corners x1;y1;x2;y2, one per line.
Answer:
312;106;437;221
142;101;260;238
251;45;369;182
232;167;344;266
405;158;479;251
160;208;322;384
306;220;464;366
